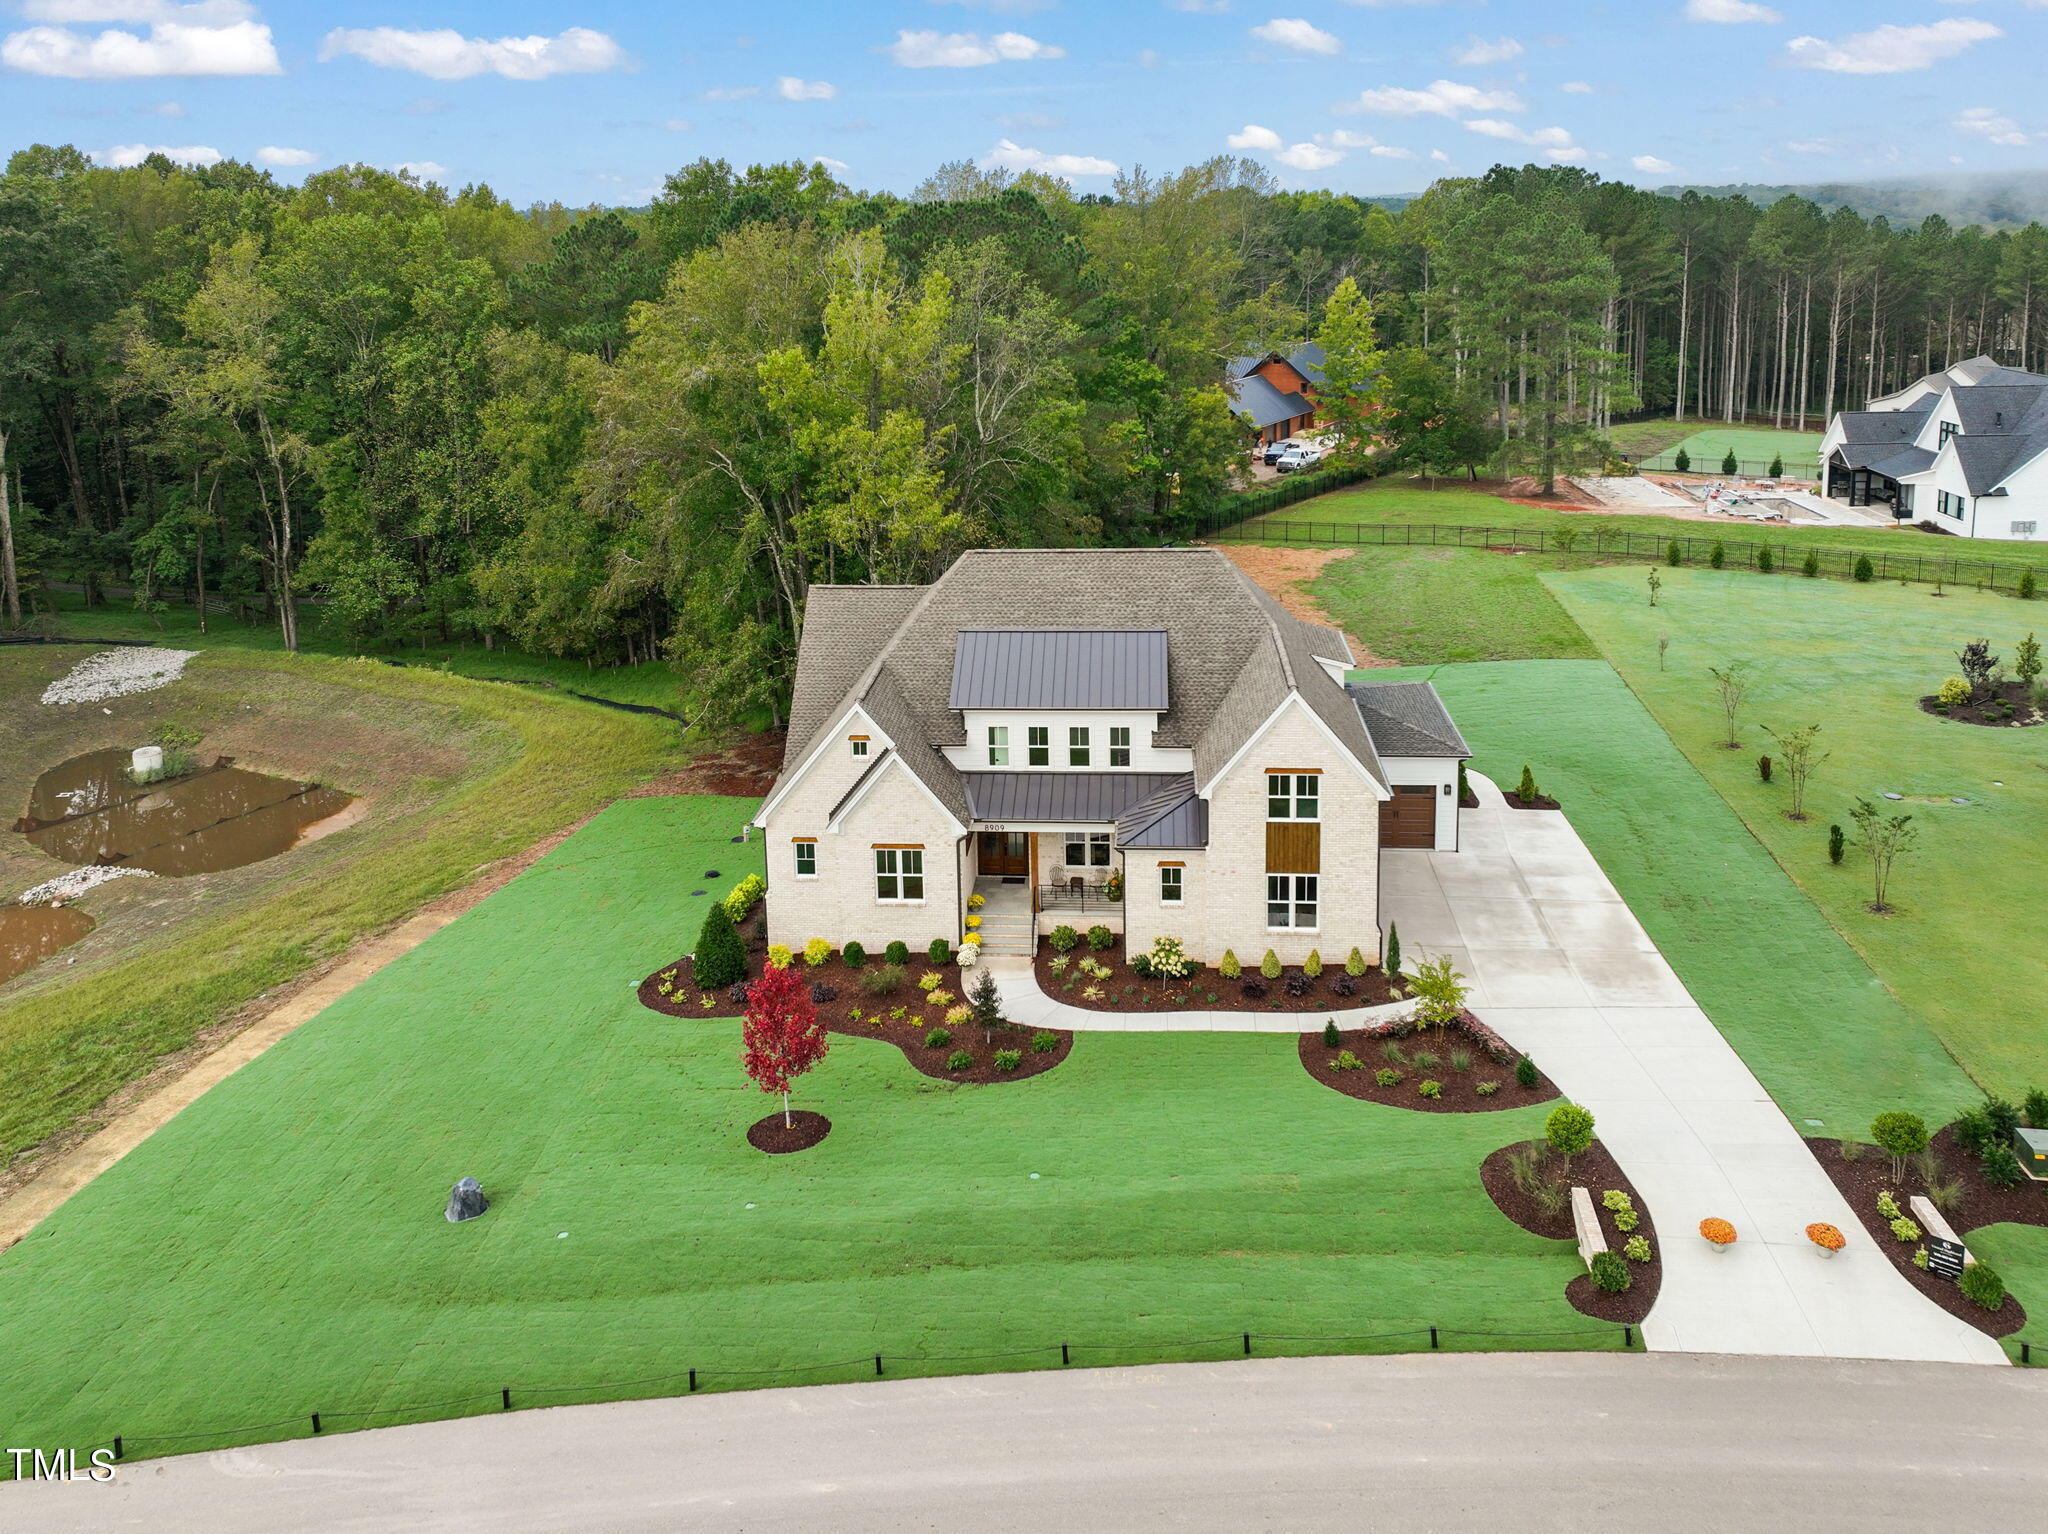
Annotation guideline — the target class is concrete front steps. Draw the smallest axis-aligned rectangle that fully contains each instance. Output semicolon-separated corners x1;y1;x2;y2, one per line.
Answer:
972;912;1036;958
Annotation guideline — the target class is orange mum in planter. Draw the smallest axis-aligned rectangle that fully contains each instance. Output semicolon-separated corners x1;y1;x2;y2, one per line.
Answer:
1806;1223;1846;1251
1699;1217;1738;1245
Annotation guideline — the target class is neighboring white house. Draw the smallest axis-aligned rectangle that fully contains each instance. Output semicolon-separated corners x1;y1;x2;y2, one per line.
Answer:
1819;354;2048;540
752;547;1470;966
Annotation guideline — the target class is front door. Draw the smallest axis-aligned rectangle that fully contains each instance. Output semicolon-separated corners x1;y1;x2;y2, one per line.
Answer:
979;831;1030;880
1379;785;1438;849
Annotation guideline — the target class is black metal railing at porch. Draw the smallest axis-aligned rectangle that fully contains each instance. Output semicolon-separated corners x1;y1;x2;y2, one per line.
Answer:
1037;883;1126;913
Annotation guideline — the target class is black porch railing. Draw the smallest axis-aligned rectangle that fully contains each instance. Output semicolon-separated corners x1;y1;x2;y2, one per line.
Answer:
1037;883;1125;913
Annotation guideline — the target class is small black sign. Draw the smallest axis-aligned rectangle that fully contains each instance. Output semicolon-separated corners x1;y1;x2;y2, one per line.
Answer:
1927;1236;1967;1282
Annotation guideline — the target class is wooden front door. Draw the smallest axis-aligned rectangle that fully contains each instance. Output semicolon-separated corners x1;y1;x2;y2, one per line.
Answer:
1379;785;1438;849
979;831;1030;879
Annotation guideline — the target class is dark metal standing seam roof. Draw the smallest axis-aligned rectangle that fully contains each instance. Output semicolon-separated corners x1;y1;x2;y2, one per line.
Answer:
1227;372;1314;431
960;771;1185;823
949;629;1170;710
1114;774;1209;849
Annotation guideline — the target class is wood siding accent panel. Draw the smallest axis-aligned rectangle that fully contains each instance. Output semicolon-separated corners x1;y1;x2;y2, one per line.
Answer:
1265;821;1321;873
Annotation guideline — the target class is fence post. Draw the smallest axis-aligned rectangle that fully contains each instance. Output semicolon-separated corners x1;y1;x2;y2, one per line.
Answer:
310;1413;322;1435
1429;1326;1440;1350
874;1354;884;1377
1242;1331;1253;1356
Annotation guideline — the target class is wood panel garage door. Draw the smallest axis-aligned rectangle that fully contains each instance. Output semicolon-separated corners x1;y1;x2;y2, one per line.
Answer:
1379;785;1437;848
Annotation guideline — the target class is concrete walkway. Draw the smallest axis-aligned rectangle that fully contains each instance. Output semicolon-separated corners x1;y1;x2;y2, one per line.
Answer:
1386;774;2006;1365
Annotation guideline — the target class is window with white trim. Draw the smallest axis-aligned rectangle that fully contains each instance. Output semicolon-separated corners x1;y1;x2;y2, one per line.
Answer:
987;726;1010;766
1939;421;1959;446
1266;873;1318;930
874;848;924;902
1109;726;1131;767
1027;726;1050;766
794;841;816;879
850;736;870;757
1064;830;1112;867
1938;490;1966;520
1160;865;1183;903
1267;773;1320;820
1069;726;1090;766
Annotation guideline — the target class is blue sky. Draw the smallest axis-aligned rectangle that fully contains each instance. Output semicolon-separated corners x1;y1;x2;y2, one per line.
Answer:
5;0;2047;204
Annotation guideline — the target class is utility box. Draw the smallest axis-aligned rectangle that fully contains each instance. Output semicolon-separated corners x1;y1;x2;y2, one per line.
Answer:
2016;1126;2048;1182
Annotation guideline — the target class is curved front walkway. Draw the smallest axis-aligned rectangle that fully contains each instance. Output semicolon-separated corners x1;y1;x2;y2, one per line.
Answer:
1385;773;2006;1365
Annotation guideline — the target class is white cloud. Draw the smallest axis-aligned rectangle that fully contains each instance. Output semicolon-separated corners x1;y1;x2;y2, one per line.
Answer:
811;154;850;171
3;15;277;76
1227;123;1283;150
663;117;693;131
1631;154;1677;173
701;85;758;100
1371;145;1414;158
1430;148;1451;162
1338;79;1523;116
1561;80;1593;94
1250;17;1340;54
1274;140;1344;169
1451;34;1522;66
776;75;836;100
1684;0;1781;23
257;144;317;166
979;137;1116;176
394;160;449;181
94;140;219;167
1325;129;1377;148
884;29;1064;67
1786;19;2000;75
319;25;626;81
1954;107;2042;148
1464;118;1584;160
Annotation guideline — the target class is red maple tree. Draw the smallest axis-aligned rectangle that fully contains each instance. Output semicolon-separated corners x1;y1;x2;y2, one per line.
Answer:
741;960;829;1128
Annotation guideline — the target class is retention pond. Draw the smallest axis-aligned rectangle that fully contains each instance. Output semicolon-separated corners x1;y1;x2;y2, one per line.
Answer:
0;905;96;986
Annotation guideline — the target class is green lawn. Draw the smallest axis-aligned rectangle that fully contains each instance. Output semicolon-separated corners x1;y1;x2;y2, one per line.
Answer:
1398;659;1978;1131
1634;425;1822;474
0;795;1606;1468
1543;566;2048;1098
38;593;683;712
1312;545;1597;665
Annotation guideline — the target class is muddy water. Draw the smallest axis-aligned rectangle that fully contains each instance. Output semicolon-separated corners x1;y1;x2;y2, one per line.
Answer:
0;904;95;986
21;749;356;878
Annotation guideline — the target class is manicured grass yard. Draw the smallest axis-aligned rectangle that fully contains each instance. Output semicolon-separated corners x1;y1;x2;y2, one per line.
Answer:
0;796;1603;1468
1312;545;1597;664
1543;567;2048;1098
1632;425;1822;474
1400;659;1977;1132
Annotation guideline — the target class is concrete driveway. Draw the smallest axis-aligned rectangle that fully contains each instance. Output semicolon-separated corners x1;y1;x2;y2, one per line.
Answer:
1383;773;2008;1365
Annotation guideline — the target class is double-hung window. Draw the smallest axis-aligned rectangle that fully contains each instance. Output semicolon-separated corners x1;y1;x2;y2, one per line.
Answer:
874;847;924;902
850;736;870;757
1160;865;1183;903
1266;873;1318;930
1069;726;1091;766
1108;726;1131;767
987;726;1010;766
1064;830;1111;867
1027;727;1050;766
1267;772;1320;820
793;840;817;879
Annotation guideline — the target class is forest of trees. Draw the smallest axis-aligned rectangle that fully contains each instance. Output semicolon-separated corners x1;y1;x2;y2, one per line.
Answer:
4;143;2047;723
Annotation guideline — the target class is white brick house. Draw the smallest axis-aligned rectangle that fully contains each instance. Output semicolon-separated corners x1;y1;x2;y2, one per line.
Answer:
753;548;1469;966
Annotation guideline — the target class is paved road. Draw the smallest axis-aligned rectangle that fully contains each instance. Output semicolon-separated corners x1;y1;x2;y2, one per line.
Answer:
6;1354;2042;1531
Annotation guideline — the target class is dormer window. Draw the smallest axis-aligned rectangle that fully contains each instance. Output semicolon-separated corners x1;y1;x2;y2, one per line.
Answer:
1940;421;1959;446
1069;726;1091;766
1027;727;1049;766
850;736;870;757
987;726;1010;766
1109;727;1131;766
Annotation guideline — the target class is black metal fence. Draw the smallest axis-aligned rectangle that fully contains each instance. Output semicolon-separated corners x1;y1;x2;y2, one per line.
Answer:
1210;518;2045;596
64;1321;1642;1471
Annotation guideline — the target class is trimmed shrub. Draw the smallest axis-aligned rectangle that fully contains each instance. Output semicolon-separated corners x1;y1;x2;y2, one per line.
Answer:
692;903;749;991
1870;1111;1928;1178
1303;948;1323;978
1322;1019;1341;1048
1345;945;1368;977
1758;753;1772;783
1079;924;1110;952
1768;453;1783;478
928;938;951;966
1515;1055;1539;1090
1852;553;1875;583
841;941;867;970
884;941;910;967
1590;1250;1632;1293
1375;1068;1402;1087
1260;949;1282;980
1986;1096;2023;1138
1517;764;1539;804
767;944;794;970
1981;1144;2025;1189
1049;925;1079;954
946;1050;975;1072
2021;569;2039;601
1333;1049;1364;1071
1674;447;1691;472
993;1049;1022;1072
1710;540;1726;570
1218;948;1242;980
2024;1088;2048;1128
803;937;831;968
1546;1102;1596;1168
1829;823;1845;865
1960;1261;2006;1312
1801;548;1820;579
1031;1030;1059;1053
1720;449;1738;475
1418;1079;1442;1099
722;873;766;921
924;1027;953;1049
1130;952;1155;979
1667;538;1685;567
1757;545;1775;574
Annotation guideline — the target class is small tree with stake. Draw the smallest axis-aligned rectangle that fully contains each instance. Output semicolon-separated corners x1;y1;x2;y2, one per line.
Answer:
742;959;829;1130
1957;639;1998;699
1707;660;1756;749
1849;797;1919;914
1764;723;1827;821
1870;1111;1928;1183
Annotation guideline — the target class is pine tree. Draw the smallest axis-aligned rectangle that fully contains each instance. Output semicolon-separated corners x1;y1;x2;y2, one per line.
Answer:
1710;541;1726;569
1674;447;1691;473
1517;764;1540;804
693;901;749;990
1384;923;1402;976
1828;823;1845;865
1757;545;1774;574
1721;449;1738;474
1802;549;1821;578
1852;553;1874;583
1768;453;1783;478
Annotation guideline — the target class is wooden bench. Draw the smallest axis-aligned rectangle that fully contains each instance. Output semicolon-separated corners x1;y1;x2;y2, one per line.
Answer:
1570;1186;1606;1268
1910;1196;1974;1267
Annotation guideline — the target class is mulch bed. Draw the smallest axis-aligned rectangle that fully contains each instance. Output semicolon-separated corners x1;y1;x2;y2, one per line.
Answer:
1481;1139;1661;1325
748;1110;831;1154
1807;1126;2042;1338
1502;793;1562;811
1299;1014;1557;1113
639;946;1073;1085
1034;937;1400;1014
1917;681;2043;729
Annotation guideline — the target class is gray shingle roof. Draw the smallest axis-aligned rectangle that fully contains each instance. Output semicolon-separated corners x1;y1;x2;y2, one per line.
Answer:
1842;444;1935;480
1845;359;2048;496
950;629;1169;710
1226;371;1313;431
1836;408;1930;447
960;771;1186;823
1346;680;1471;759
783;585;929;769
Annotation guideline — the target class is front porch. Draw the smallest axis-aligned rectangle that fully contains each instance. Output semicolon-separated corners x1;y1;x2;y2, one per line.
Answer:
971;873;1125;949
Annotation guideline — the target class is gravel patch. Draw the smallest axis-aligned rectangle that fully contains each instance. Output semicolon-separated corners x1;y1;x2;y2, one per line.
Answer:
18;866;156;905
41;649;200;707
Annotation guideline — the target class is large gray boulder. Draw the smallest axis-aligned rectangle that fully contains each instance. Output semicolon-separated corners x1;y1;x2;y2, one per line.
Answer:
445;1176;489;1223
